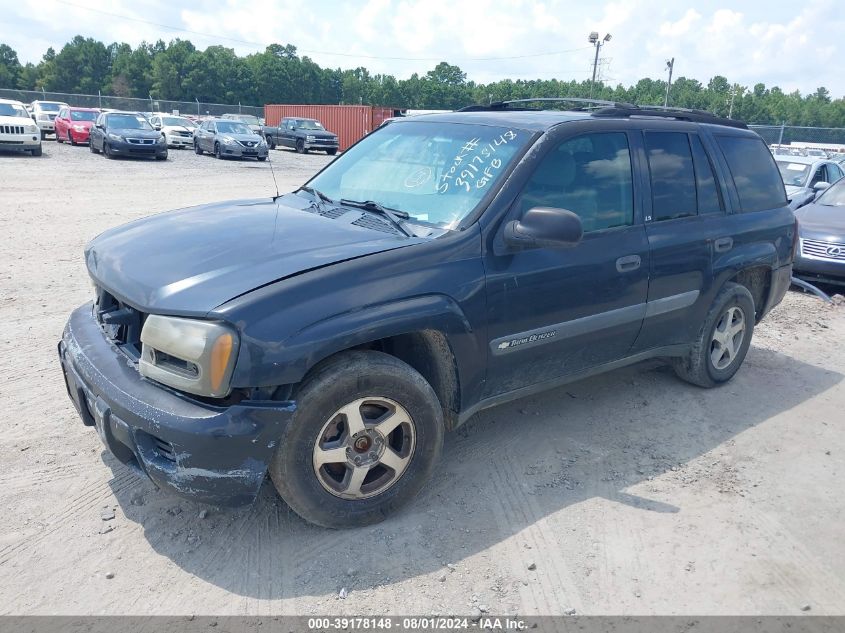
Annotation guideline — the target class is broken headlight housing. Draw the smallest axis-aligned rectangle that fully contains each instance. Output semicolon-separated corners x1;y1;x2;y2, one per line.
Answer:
139;315;239;398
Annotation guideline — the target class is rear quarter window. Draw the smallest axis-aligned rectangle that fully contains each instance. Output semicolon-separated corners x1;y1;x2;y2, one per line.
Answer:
715;136;787;212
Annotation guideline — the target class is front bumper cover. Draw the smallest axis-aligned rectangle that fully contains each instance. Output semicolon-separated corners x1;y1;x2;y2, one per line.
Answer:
59;304;294;506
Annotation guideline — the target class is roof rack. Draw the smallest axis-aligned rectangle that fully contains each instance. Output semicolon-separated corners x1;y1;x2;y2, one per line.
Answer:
458;97;636;112
458;98;747;128
592;105;747;129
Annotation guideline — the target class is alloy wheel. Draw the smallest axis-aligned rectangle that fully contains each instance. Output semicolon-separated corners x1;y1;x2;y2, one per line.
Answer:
312;397;416;500
710;306;745;370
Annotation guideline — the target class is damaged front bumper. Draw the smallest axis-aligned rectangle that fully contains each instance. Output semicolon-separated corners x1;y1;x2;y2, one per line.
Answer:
58;304;294;506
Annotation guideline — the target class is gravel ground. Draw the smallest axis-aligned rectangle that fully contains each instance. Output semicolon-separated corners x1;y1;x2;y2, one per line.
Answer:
1;140;844;617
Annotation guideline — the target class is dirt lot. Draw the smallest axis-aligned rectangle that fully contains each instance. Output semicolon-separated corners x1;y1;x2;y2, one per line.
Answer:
1;140;844;617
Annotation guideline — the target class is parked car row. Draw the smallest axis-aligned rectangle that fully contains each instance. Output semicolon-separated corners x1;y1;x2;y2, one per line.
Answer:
774;155;845;209
771;144;845;160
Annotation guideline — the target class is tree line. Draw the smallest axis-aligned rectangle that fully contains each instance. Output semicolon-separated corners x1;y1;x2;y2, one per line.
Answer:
1;36;844;127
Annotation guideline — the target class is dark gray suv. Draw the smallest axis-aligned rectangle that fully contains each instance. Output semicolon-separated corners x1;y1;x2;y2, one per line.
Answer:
194;118;268;160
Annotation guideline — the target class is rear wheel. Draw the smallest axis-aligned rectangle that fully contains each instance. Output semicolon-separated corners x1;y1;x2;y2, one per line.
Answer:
269;350;444;528
673;282;755;388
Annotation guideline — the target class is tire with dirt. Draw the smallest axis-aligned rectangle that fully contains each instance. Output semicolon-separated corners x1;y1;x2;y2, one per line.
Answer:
269;350;444;528
673;282;755;388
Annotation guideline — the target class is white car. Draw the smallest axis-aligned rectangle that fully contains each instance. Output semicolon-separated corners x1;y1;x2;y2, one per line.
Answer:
148;113;198;149
0;98;42;156
29;100;69;139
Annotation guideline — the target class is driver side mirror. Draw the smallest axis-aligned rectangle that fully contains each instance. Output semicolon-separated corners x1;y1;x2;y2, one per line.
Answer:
154;123;161;131
813;181;830;192
503;207;583;250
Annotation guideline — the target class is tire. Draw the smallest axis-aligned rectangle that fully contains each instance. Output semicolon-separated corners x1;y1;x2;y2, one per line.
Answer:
672;282;755;388
295;138;306;154
90;139;99;154
269;350;444;528
69;130;77;146
155;151;168;161
266;136;275;149
40;130;46;140
30;145;42;157
56;131;63;144
194;141;203;155
257;156;267;161
103;142;113;159
214;142;222;159
326;148;337;155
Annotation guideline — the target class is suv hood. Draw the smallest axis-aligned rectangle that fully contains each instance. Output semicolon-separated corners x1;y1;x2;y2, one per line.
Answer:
0;115;32;126
85;197;421;315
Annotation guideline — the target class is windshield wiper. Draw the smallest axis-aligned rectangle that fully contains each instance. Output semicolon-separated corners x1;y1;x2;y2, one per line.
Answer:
298;185;335;207
340;199;413;237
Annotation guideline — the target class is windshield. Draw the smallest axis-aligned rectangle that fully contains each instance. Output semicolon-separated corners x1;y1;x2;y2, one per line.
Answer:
307;121;530;228
231;115;259;125
216;121;251;134
70;110;98;122
37;102;63;112
0;103;29;118
777;160;810;187
295;119;324;130
162;116;196;127
106;113;153;130
816;179;845;207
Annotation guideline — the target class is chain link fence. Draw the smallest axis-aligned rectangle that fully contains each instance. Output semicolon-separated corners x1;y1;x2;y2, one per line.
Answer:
0;88;263;118
750;124;845;156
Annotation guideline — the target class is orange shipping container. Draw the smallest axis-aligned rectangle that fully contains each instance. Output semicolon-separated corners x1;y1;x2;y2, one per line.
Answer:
263;105;402;151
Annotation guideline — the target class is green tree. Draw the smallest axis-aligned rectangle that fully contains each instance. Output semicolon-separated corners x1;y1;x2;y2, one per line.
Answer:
0;43;21;87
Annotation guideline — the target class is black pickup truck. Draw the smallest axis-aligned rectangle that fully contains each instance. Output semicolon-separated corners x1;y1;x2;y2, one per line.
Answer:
261;117;339;154
59;100;795;528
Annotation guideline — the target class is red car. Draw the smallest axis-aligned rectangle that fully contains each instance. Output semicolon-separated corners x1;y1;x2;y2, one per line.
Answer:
55;106;100;145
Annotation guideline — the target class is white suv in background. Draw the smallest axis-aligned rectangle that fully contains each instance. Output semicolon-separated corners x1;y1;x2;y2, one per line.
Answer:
0;98;42;156
29;100;69;139
149;113;198;149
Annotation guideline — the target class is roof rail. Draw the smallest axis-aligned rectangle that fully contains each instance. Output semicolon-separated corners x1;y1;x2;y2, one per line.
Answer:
592;105;748;129
458;97;636;112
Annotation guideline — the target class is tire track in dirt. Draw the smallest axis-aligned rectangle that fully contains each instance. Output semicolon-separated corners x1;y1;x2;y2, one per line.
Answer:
488;454;584;618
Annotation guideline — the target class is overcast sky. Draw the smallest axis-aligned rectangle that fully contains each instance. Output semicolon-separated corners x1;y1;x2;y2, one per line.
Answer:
5;0;843;96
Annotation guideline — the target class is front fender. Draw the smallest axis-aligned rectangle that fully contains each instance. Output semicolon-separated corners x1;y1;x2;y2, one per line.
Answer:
233;294;480;393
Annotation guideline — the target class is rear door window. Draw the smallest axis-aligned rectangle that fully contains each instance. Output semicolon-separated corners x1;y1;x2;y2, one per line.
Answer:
690;135;723;213
644;131;697;221
715;136;787;212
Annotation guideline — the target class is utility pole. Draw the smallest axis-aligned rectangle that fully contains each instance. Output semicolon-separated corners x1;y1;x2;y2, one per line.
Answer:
728;85;738;119
589;32;612;99
664;58;674;107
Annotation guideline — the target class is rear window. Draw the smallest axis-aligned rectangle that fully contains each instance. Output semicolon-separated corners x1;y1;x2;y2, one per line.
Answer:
716;136;787;212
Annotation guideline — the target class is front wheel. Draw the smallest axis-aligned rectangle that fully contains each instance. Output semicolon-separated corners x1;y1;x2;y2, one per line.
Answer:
295;138;306;154
673;282;755;388
257;156;267;161
194;141;203;155
269;351;444;528
214;142;222;159
266;136;275;149
326;148;337;155
103;142;113;158
30;145;42;157
69;131;77;146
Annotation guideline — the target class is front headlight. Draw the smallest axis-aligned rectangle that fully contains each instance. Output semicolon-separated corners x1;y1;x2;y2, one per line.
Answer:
221;136;236;145
25;125;38;133
156;135;166;144
108;133;123;142
139;315;239;398
37;114;50;121
73;125;86;132
306;135;316;141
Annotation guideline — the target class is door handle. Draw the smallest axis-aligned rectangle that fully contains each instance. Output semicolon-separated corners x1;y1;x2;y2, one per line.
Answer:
616;254;641;273
714;237;733;253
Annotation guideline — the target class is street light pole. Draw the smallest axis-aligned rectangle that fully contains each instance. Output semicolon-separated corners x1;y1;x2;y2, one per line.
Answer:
664;58;674;107
589;32;612;99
